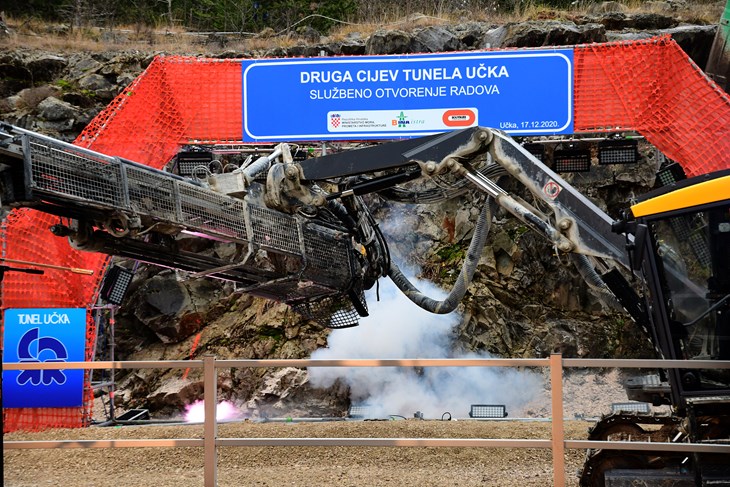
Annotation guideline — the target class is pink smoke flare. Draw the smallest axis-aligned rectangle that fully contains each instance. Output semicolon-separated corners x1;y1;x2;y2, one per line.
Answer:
184;400;240;423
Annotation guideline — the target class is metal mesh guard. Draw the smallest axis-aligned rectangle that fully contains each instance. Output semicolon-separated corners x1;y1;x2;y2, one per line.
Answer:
292;289;365;329
29;138;123;207
302;224;352;286
125;165;177;221
178;181;247;241
254;279;333;302
250;205;300;255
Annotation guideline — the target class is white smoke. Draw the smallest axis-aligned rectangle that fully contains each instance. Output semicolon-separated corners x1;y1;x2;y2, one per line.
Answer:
308;272;543;419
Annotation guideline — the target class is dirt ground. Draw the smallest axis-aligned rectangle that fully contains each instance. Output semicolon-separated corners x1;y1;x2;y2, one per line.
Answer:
4;419;592;487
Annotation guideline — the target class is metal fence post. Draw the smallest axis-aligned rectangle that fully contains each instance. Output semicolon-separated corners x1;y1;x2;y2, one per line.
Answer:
550;353;565;487
204;355;217;487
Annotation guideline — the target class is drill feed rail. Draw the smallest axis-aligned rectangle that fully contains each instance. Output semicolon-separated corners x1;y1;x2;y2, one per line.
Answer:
0;126;357;310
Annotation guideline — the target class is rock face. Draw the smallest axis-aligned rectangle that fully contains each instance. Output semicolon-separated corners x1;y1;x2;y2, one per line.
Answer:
0;50;149;140
481;21;607;48
0;10;719;417
130;270;226;343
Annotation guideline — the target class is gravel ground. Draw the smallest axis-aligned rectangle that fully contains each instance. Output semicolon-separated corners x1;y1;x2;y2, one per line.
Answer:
4;369;639;487
4;419;592;487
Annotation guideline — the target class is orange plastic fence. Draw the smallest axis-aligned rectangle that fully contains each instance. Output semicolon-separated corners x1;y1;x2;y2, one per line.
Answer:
2;35;729;433
574;36;730;176
1;211;106;431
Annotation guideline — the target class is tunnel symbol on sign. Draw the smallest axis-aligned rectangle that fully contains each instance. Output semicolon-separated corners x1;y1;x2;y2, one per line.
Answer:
16;327;69;386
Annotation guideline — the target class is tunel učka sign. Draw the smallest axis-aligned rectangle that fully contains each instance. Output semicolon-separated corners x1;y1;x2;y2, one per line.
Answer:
241;49;573;142
2;308;86;408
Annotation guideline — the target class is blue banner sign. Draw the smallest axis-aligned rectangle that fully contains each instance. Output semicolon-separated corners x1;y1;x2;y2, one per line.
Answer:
242;49;573;142
2;308;87;408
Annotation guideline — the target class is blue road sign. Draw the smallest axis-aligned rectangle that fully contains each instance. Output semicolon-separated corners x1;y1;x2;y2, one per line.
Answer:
242;49;573;142
2;308;86;408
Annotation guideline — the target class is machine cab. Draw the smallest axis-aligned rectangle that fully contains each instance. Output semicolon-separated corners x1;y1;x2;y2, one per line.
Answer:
629;169;730;408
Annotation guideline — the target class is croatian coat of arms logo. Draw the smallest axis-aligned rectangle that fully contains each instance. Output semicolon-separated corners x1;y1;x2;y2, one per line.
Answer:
330;113;341;128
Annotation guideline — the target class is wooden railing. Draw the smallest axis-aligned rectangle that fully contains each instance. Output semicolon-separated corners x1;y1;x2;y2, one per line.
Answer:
4;355;730;486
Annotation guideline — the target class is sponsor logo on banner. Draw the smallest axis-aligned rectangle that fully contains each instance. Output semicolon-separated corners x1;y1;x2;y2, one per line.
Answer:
326;108;477;133
443;109;476;127
329;113;341;129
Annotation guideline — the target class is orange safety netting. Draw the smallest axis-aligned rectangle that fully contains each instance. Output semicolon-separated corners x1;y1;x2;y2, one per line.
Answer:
1;211;106;431
3;35;729;432
574;35;730;176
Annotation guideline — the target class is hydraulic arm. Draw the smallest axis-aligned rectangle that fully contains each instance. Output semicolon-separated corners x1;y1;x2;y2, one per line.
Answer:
1;123;632;326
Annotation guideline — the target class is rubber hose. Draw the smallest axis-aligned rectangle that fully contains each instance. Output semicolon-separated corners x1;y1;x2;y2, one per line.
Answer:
387;198;494;314
570;253;613;295
327;199;357;231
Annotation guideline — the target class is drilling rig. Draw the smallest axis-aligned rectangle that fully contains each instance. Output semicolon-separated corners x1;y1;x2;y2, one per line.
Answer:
1;123;728;485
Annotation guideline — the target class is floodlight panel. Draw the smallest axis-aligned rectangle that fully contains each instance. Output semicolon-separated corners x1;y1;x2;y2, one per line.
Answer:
553;149;591;173
656;163;686;187
177;151;214;176
348;405;371;418
610;402;651;414
598;139;639;165
101;266;134;306
469;404;507;418
523;143;545;162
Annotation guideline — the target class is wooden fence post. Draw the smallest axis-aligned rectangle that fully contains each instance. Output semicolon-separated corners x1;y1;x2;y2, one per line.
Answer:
550;353;565;487
204;355;217;487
